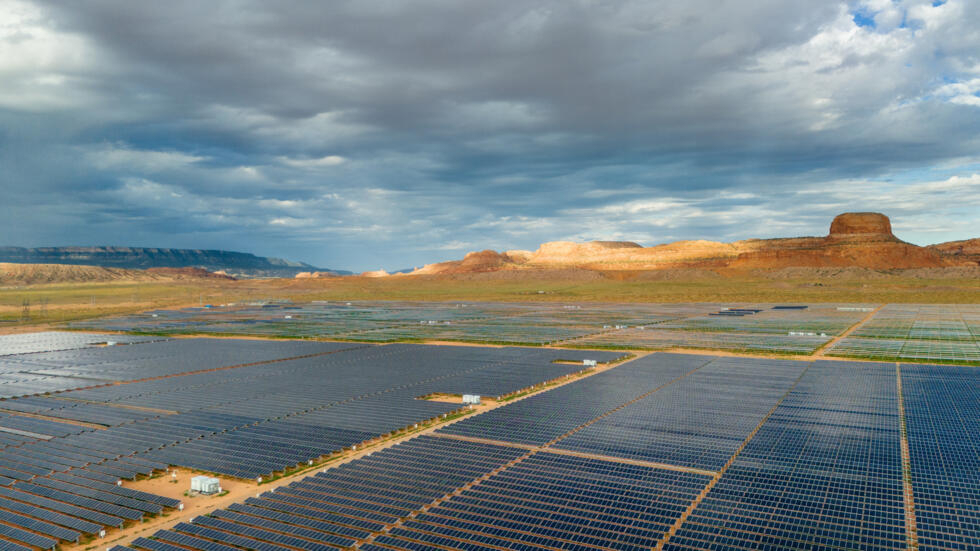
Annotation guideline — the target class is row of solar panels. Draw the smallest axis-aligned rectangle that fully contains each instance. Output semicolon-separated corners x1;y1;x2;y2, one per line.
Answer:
0;418;184;551
0;397;162;427
143;425;380;480
0;413;91;437
0;470;182;550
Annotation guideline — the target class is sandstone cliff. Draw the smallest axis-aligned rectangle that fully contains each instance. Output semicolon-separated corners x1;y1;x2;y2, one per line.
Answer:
407;212;971;276
928;238;980;266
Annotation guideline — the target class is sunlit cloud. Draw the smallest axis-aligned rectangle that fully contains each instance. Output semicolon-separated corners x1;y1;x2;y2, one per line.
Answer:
0;0;978;270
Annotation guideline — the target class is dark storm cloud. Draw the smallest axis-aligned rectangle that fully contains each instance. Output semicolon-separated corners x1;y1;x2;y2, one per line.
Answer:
2;0;979;270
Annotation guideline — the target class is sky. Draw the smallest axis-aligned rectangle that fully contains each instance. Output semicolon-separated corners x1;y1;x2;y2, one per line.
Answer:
1;0;979;272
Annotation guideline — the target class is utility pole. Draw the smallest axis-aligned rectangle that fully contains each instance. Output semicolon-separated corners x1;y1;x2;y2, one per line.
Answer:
21;298;30;321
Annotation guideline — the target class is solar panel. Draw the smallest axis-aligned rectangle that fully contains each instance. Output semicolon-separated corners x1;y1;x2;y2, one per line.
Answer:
0;520;58;550
0;495;102;534
13;482;143;520
0;486;124;527
130;536;195;551
171;522;298;551
0;508;80;542
188;516;346;551
214;507;369;544
30;478;163;514
0;538;34;551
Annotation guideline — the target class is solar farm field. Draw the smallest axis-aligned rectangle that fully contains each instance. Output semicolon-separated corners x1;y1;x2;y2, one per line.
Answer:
66;301;870;356
0;331;161;357
74;301;980;365
71;301;711;346
93;352;978;551
0;332;630;551
0;299;977;551
827;304;980;365
0;335;624;480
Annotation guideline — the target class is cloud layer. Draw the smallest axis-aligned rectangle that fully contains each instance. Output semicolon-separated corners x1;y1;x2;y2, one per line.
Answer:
2;0;978;270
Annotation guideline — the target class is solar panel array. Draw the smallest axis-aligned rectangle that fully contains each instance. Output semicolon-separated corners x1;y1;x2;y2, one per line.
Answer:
0;441;180;551
0;337;361;401
126;346;621;479
347;320;604;345
436;353;977;549
0;397;159;426
0;331;159;357
408;453;709;550
89;301;980;366
571;328;831;355
571;304;862;354
666;360;907;549
829;304;980;365
553;357;807;471
902;363;980;550
7;338;360;382
65;301;980;365
437;353;712;446
111;353;735;551
3;309;979;550
0;339;623;482
86;348;980;551
657;305;864;335
121;436;526;551
0;335;637;549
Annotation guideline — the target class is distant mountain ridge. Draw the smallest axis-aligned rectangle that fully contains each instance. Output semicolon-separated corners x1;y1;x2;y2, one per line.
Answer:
402;212;980;276
0;246;350;278
0;263;236;285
